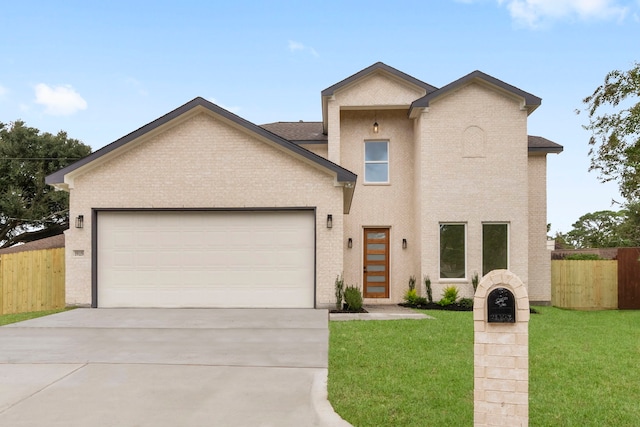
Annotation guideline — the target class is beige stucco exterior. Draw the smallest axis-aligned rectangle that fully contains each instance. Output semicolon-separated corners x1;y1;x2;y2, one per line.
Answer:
49;63;559;308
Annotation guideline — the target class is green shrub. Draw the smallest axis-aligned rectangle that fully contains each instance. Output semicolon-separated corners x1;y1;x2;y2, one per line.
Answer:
424;275;433;303
344;285;363;311
565;253;603;260
335;274;345;310
458;297;474;309
404;288;418;305
438;286;459;306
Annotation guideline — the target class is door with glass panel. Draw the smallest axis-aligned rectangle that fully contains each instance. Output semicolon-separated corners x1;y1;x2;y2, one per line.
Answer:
363;228;389;298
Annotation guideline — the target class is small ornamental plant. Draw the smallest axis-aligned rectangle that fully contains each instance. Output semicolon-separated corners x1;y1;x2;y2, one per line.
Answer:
424;275;433;303
404;288;419;305
335;274;345;310
472;272;479;292
438;286;460;307
343;285;363;311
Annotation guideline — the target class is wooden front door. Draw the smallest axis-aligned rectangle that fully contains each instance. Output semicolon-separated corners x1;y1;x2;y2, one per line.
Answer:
363;228;389;298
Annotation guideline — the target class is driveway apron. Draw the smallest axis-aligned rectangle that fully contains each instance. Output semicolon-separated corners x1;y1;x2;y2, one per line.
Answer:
0;308;351;427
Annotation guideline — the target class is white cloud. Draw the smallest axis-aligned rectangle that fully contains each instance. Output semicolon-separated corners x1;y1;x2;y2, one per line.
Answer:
34;83;87;116
461;0;631;27
0;85;7;96
501;0;628;27
288;40;319;57
209;98;241;114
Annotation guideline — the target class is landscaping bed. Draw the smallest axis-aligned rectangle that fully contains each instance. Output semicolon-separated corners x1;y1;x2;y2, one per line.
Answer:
399;301;473;311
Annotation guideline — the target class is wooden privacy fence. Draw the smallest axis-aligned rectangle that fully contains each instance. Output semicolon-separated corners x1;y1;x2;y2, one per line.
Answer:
552;260;618;310
0;248;65;315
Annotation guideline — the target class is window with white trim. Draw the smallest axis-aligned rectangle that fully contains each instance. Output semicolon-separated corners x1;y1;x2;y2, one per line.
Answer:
482;223;509;275
440;223;466;279
364;141;389;183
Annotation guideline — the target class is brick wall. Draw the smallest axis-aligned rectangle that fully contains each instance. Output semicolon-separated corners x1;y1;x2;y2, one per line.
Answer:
418;83;530;299
65;112;344;306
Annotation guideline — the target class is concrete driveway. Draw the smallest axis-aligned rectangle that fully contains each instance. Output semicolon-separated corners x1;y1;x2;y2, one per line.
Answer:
0;308;351;427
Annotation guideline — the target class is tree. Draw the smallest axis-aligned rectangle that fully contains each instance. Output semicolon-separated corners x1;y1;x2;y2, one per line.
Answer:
617;200;640;246
580;62;640;202
562;209;640;249
0;121;91;248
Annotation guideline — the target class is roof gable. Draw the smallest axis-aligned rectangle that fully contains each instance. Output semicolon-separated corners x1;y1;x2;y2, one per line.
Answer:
46;98;356;190
321;62;437;97
321;62;438;133
410;70;541;116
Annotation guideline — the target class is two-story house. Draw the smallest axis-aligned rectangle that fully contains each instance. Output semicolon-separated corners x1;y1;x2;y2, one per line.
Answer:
46;62;562;308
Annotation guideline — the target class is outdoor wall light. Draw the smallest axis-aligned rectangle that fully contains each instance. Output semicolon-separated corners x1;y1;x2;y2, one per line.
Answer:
402;238;407;249
373;121;379;133
75;215;84;229
347;238;353;248
327;214;333;229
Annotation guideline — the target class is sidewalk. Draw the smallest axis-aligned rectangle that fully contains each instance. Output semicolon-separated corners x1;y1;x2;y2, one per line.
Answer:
329;305;432;321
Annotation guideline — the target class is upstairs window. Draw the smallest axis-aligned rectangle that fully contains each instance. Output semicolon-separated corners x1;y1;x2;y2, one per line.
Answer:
364;141;389;183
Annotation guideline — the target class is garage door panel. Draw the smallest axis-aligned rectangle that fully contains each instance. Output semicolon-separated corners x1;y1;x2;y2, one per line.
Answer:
97;211;315;308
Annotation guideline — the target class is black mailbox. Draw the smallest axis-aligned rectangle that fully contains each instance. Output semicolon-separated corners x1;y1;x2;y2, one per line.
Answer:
487;287;516;323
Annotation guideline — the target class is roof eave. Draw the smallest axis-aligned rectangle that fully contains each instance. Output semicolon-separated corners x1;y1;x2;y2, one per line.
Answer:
409;71;542;116
46;97;356;191
528;146;564;154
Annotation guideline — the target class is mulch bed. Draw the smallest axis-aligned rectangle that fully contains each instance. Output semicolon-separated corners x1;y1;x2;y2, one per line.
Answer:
399;302;473;311
329;308;369;314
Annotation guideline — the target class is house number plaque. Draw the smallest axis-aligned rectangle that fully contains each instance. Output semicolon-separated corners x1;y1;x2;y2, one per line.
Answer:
487;287;516;323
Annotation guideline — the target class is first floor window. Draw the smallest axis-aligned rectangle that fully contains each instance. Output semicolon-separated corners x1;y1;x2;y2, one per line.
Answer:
440;223;466;279
482;223;508;275
364;141;389;183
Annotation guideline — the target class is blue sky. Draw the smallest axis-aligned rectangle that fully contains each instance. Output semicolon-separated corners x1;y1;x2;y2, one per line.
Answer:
1;0;639;233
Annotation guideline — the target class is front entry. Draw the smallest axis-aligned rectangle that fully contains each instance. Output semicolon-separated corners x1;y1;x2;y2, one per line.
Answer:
363;228;389;298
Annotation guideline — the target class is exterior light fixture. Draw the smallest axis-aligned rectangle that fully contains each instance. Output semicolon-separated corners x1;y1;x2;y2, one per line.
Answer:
347;238;353;248
402;238;407;249
327;214;333;229
75;215;84;229
373;111;379;133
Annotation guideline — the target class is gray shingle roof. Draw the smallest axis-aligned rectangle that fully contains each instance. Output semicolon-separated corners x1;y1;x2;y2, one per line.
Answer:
260;122;326;143
528;135;564;153
261;122;563;153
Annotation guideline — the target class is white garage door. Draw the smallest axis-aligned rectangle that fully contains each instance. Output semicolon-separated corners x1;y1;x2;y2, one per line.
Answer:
97;210;315;308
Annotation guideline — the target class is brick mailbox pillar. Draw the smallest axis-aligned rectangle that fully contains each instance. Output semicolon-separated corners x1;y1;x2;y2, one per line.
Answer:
474;270;529;427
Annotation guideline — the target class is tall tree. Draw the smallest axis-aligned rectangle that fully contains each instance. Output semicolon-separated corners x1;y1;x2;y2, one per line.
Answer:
0;121;91;248
564;209;640;248
580;62;640;202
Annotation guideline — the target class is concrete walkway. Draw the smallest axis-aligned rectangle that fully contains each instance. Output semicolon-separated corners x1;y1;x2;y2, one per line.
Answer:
330;304;433;321
0;309;351;427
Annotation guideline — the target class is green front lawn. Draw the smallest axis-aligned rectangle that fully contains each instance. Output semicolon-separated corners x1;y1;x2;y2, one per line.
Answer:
329;307;640;427
0;308;70;326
